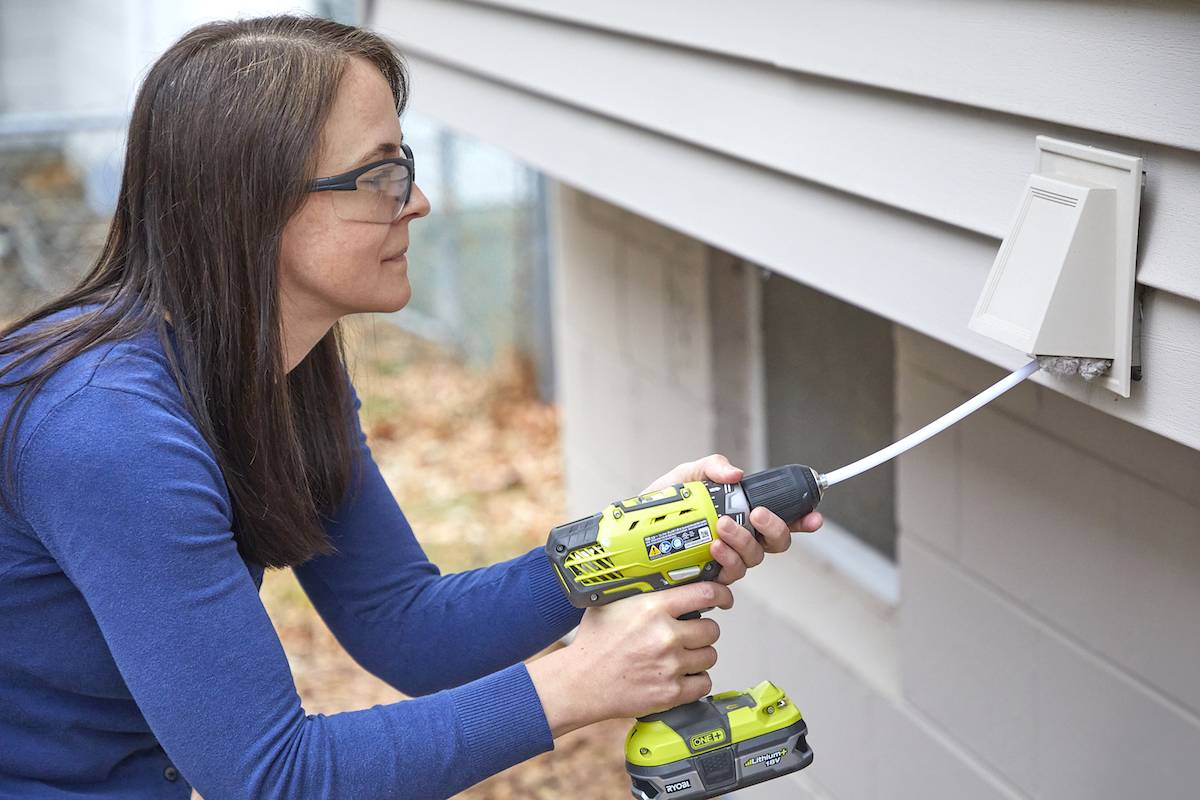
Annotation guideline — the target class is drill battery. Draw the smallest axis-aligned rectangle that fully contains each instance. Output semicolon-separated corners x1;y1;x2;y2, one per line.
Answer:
625;681;813;800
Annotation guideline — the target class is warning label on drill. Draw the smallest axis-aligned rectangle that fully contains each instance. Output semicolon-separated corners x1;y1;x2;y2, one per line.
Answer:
645;519;712;561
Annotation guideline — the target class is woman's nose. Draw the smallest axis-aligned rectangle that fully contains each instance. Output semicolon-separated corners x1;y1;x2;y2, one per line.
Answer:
400;182;431;221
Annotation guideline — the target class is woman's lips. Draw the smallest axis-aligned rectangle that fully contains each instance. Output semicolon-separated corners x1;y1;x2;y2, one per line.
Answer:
383;249;407;262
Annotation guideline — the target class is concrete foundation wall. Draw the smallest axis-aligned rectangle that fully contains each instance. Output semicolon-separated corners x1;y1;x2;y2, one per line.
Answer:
553;184;1200;799
552;184;716;511
720;331;1200;800
892;330;1200;800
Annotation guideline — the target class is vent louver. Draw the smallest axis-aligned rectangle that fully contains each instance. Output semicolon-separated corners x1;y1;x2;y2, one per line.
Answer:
566;543;625;585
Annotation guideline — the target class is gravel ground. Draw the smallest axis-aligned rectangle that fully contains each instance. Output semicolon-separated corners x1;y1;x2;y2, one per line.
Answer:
254;318;634;799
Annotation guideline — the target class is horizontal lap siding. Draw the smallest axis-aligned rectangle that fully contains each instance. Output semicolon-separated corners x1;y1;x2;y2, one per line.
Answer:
373;0;1200;451
381;0;1200;301
472;0;1200;151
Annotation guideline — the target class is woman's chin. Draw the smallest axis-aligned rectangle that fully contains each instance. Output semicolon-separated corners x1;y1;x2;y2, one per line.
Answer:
338;277;411;317
377;284;412;314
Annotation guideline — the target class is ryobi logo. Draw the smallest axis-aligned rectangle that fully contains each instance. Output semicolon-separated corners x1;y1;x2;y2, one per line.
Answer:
689;729;725;750
664;780;692;793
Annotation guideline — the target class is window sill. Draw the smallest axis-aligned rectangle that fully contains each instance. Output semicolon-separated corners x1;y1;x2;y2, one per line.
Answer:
737;521;901;701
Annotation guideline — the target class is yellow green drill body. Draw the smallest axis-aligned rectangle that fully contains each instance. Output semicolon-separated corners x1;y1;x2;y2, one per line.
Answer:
545;465;820;607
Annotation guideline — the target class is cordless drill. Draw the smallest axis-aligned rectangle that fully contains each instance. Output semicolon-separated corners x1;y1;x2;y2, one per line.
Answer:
545;465;822;800
546;464;821;606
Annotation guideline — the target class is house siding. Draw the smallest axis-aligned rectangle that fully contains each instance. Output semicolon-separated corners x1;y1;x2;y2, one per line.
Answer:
473;0;1200;151
377;0;1200;451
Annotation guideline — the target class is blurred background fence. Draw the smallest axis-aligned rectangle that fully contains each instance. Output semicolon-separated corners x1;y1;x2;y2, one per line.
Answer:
0;0;556;399
385;115;555;399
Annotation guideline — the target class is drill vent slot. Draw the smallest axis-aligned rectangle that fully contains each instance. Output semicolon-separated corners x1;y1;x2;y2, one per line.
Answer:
566;544;625;585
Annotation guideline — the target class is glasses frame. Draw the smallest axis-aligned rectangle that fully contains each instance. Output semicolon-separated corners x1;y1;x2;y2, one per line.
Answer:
308;142;415;219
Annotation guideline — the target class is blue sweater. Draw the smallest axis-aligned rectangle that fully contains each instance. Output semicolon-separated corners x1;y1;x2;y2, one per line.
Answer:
0;323;584;799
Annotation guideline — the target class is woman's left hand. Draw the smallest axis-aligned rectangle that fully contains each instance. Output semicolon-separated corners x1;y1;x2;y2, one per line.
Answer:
641;454;823;586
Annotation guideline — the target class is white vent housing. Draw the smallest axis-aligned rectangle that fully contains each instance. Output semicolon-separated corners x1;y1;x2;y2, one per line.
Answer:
969;137;1144;397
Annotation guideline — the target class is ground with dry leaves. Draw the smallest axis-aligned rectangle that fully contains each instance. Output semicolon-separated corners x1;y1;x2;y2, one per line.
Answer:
255;318;634;800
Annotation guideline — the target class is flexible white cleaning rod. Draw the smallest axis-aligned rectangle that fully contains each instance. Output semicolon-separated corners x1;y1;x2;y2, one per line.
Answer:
821;359;1039;488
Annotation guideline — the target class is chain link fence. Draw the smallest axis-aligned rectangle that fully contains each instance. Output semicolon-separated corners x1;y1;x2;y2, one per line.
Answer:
0;118;122;321
396;113;555;398
0;111;556;396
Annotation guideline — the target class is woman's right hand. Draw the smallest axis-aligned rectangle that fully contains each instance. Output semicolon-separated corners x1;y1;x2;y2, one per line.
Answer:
526;580;734;738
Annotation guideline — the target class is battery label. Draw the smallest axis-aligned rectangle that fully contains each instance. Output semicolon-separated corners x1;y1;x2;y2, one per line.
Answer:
744;748;787;769
645;519;712;561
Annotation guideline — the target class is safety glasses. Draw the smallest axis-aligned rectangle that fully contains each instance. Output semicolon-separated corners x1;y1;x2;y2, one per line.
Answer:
309;143;415;223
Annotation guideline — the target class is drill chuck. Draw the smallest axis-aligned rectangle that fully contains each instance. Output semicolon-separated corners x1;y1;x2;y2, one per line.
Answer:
740;464;822;524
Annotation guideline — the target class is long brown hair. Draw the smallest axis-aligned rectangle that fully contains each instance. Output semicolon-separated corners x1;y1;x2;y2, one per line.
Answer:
0;16;409;567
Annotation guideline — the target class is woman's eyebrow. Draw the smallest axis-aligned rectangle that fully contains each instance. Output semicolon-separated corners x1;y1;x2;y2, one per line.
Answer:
353;141;401;167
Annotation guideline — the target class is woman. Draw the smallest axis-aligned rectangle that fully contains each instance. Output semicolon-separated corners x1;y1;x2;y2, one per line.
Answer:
0;16;820;800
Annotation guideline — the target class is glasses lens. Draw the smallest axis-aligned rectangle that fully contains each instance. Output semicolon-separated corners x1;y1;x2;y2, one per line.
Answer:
330;162;412;223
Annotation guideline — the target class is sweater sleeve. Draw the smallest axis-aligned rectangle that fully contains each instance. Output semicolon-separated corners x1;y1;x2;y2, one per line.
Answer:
17;382;558;800
293;436;583;697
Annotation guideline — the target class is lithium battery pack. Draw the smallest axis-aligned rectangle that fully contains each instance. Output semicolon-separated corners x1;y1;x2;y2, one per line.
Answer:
625;681;813;800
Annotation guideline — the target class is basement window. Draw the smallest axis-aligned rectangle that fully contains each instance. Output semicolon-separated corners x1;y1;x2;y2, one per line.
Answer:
761;274;897;560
